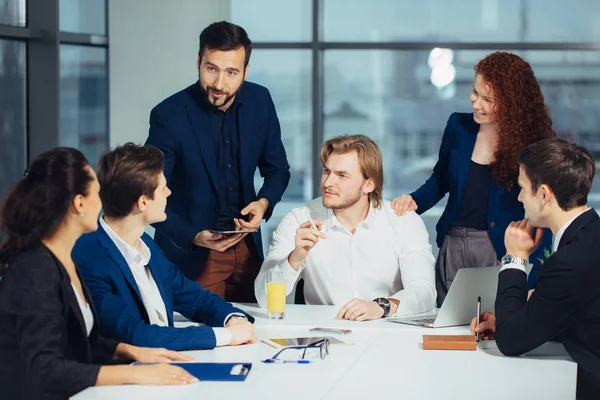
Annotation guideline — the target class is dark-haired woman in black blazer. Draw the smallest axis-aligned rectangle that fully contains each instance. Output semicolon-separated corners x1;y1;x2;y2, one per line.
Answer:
0;148;198;400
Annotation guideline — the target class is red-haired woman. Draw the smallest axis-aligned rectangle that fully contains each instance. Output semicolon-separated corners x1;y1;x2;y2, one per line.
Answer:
392;52;554;306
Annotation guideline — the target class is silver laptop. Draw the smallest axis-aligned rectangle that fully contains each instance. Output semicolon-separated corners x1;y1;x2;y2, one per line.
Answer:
387;266;501;328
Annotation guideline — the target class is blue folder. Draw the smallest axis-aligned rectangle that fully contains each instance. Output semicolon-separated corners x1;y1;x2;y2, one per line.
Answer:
135;362;252;382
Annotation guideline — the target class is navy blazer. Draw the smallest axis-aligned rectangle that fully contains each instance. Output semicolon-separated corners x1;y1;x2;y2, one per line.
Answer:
146;81;290;279
411;112;552;288
73;224;253;351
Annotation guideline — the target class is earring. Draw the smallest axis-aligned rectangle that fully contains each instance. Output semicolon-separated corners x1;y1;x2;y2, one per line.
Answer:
79;212;84;217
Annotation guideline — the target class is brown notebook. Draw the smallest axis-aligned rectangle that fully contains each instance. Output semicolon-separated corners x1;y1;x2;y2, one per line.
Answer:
422;334;477;351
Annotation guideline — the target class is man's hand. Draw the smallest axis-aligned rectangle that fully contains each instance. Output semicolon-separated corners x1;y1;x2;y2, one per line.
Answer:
469;311;496;341
336;298;384;321
504;219;544;260
225;316;249;327
226;320;256;346
236;198;269;230
288;220;326;270
193;230;246;252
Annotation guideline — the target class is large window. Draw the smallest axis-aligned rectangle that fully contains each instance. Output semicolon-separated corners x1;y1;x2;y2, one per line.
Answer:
60;45;108;168
244;49;313;246
0;0;108;201
322;0;600;43
60;0;106;35
0;39;26;199
229;0;600;256
0;0;26;27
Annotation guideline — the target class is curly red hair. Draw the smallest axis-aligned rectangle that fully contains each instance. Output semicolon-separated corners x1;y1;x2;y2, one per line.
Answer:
475;52;555;191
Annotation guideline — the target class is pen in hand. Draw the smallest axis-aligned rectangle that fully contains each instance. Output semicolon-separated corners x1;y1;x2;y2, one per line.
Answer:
476;296;481;343
305;211;318;230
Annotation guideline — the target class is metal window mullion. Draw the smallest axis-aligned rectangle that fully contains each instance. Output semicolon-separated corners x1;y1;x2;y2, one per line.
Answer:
59;32;108;47
251;42;600;51
27;0;60;161
311;0;323;198
0;25;42;40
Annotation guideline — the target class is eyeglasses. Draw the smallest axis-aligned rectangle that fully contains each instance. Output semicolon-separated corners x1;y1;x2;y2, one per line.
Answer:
268;338;330;362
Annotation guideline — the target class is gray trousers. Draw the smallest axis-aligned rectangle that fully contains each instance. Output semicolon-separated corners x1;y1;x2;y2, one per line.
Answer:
436;227;500;307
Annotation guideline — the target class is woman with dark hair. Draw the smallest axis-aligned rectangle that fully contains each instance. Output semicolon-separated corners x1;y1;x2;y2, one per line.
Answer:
0;148;198;400
391;52;554;306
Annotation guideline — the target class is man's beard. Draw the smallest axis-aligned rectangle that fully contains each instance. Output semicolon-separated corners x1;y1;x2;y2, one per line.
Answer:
322;187;363;210
202;85;240;108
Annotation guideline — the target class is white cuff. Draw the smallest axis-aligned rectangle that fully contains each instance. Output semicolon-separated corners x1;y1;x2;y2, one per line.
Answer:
500;263;527;273
213;327;232;347
223;312;247;326
285;257;307;275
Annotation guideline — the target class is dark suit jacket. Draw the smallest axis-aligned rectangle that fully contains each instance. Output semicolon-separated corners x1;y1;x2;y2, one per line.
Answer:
495;209;600;400
146;80;290;279
73;223;254;351
0;244;119;400
411;112;552;288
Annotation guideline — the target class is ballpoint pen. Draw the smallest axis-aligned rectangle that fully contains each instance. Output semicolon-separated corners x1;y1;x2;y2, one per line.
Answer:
476;296;481;342
262;359;311;364
305;210;318;230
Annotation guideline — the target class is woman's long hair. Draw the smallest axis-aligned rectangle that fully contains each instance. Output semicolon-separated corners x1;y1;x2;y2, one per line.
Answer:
0;148;92;274
475;52;555;191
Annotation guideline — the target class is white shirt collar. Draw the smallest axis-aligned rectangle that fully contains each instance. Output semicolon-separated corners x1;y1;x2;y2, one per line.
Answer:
553;208;591;252
100;216;151;266
325;202;377;233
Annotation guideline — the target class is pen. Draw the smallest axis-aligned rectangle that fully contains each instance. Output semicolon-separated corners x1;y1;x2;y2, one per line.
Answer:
260;339;279;349
476;296;481;343
262;359;311;364
309;327;351;335
305;211;318;230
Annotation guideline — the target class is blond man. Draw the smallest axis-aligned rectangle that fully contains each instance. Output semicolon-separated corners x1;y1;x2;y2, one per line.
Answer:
255;135;436;320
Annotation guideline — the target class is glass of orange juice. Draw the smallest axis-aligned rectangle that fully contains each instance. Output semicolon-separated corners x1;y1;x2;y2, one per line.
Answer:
267;270;286;319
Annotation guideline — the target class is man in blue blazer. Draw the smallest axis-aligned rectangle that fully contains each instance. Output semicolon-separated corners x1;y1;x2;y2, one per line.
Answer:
74;143;256;351
146;21;290;302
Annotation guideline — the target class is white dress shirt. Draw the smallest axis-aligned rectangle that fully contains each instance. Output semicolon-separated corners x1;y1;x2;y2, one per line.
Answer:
255;198;437;316
500;208;591;273
100;217;232;345
71;282;94;337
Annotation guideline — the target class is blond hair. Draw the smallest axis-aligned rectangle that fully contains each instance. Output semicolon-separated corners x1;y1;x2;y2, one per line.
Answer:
320;134;384;209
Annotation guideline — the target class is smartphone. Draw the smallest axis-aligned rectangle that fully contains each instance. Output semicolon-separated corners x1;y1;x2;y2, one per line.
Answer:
309;327;352;335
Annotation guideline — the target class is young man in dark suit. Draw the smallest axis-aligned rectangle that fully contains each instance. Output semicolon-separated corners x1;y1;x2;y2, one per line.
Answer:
146;21;290;302
74;143;256;351
471;138;600;400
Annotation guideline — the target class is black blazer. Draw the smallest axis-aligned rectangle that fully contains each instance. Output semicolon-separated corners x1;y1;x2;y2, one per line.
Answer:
495;209;600;400
0;244;120;400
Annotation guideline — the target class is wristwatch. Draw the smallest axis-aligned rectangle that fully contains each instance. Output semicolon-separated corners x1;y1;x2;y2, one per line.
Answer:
373;297;391;317
501;254;528;266
227;314;248;324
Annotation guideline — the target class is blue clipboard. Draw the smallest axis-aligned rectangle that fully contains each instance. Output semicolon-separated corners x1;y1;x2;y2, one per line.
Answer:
134;362;252;381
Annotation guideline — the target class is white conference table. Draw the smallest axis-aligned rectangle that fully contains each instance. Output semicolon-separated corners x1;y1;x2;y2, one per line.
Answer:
72;304;577;400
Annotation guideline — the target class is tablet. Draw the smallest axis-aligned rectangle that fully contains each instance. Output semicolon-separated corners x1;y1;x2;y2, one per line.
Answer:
262;336;349;348
208;229;257;235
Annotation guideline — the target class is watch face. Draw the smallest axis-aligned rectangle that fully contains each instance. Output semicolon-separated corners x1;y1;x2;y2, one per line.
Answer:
377;298;390;306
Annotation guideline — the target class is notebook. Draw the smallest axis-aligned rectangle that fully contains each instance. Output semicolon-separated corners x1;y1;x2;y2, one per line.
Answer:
134;362;252;381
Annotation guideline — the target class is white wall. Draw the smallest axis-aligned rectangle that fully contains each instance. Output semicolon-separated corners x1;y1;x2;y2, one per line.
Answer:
108;0;229;147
